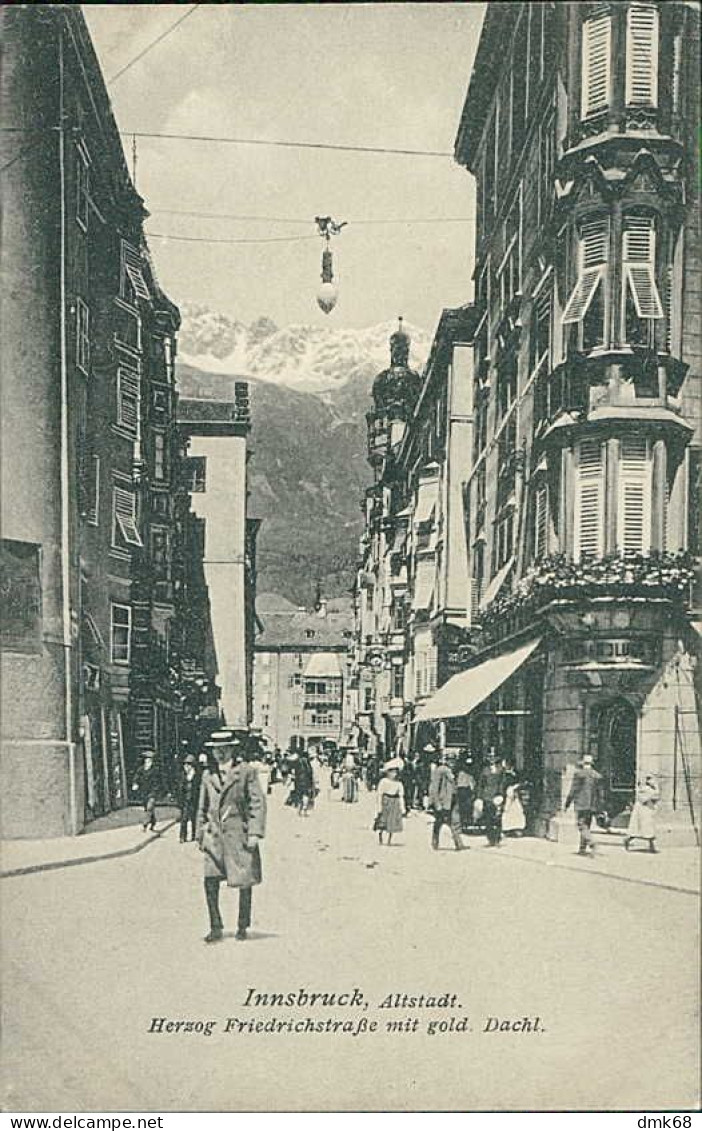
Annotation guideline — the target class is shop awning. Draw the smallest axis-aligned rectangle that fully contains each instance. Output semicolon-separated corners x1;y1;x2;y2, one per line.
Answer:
415;636;542;720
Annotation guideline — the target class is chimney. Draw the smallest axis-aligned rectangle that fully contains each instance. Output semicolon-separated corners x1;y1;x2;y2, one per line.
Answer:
317;597;328;618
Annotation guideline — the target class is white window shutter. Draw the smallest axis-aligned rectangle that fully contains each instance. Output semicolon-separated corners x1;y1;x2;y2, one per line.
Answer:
626;5;659;107
575;440;604;558
623;217;663;318
534;483;548;560
562;265;605;324
618;436;651;553
582;13;612;118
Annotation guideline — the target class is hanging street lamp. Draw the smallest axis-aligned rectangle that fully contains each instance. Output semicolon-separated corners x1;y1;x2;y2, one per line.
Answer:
315;216;347;314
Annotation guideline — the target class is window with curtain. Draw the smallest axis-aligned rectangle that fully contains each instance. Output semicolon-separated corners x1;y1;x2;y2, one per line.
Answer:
581;11;612;119
563;216;609;351
617;436;652;554
574;439;604;559
625;4;659;108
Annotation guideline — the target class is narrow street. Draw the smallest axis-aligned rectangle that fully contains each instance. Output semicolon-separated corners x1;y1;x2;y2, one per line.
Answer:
2;777;699;1112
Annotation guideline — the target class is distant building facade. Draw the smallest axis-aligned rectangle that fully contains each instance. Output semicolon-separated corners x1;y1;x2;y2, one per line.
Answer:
354;1;701;841
177;370;257;730
253;596;353;750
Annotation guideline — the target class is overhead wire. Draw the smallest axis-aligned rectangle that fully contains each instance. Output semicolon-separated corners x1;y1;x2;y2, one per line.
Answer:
122;129;453;159
108;5;202;84
146;231;319;246
150;207;476;226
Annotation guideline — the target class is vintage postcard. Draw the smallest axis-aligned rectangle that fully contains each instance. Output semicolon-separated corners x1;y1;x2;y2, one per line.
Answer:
1;1;700;1114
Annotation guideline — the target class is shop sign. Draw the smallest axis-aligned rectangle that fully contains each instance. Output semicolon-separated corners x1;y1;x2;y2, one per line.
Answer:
565;636;658;666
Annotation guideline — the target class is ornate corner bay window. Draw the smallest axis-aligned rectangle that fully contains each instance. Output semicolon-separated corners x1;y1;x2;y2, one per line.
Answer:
573;435;657;562
562;209;668;356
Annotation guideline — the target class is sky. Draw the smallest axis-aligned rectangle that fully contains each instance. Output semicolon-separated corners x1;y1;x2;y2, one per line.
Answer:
84;3;485;336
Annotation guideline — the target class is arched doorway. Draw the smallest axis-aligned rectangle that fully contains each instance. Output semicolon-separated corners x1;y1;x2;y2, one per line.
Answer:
597;699;638;817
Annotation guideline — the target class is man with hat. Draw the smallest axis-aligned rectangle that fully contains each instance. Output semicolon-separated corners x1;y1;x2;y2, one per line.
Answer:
428;750;466;851
131;750;160;833
477;747;507;847
178;754;200;843
565;752;603;857
197;730;267;943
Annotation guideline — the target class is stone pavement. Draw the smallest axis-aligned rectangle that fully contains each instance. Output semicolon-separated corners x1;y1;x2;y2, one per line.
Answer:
2;775;699;1112
0;804;180;877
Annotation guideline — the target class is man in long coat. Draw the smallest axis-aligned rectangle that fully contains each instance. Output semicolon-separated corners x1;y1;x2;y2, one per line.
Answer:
477;748;507;847
564;752;603;856
197;731;267;943
428;752;465;851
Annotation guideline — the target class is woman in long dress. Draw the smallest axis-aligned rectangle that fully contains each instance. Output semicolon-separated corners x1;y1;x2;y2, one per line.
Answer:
501;763;526;836
341;749;358;803
624;775;660;852
375;759;405;845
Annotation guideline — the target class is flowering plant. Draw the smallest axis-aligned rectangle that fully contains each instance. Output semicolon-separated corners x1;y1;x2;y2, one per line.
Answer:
475;550;696;635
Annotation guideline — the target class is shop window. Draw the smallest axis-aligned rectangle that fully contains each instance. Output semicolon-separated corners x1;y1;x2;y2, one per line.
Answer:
110;603;132;665
117;368;140;436
625;4;659;108
76;298;90;374
112;486;142;550
617;436;651;554
622;215;663;347
574;440;604;559
581;11;612;119
562;217;609;351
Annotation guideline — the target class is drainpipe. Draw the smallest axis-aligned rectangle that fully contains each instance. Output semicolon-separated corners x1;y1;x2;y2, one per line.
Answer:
59;29;77;834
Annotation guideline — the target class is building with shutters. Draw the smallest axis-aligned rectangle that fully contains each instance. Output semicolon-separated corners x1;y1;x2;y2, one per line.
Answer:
0;6;204;835
352;314;478;756
426;0;702;839
353;2;701;839
252;595;354;752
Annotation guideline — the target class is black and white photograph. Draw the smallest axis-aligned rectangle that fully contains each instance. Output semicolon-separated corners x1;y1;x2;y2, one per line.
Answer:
1;0;700;1116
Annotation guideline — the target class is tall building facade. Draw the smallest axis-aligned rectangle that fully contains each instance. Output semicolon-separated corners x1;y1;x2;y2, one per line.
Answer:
0;7;212;835
177;370;257;730
354;1;701;841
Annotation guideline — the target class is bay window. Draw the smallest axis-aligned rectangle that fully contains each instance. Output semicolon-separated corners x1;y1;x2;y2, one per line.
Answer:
574;439;604;559
562;216;609;351
625;4;659;108
581;11;612;119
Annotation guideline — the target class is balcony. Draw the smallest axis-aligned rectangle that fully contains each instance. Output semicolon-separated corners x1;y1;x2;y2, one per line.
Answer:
473;551;696;642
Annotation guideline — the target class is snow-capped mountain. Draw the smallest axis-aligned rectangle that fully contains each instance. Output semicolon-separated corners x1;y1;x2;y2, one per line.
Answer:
177;302;431;395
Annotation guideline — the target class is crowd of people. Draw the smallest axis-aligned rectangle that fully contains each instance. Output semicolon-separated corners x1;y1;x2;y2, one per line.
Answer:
128;729;662;943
